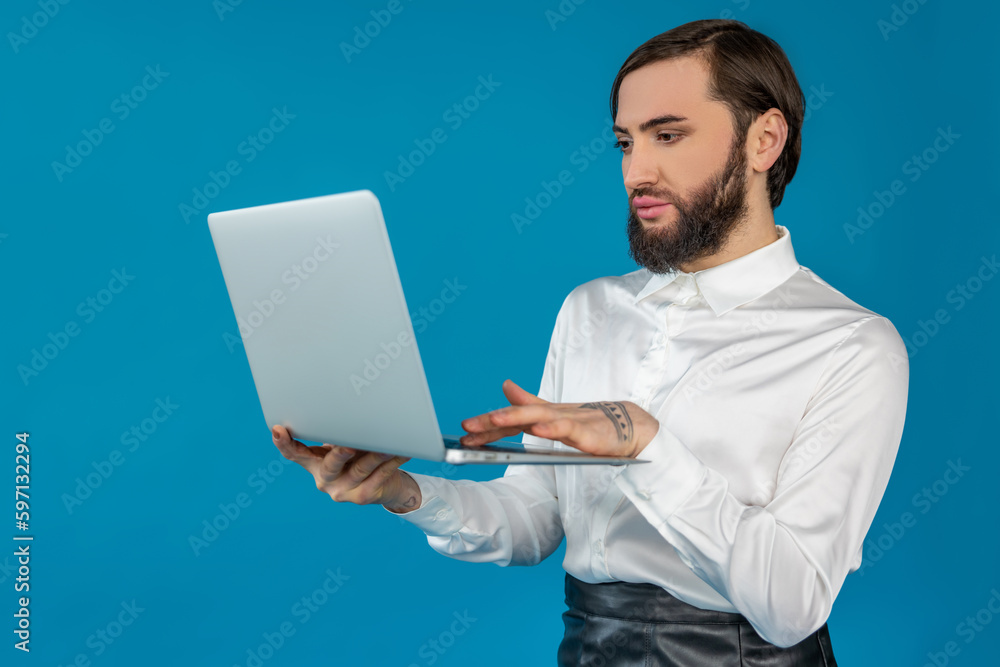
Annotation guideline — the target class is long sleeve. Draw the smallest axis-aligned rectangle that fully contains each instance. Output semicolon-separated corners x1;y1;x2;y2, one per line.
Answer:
385;299;568;567
613;315;909;647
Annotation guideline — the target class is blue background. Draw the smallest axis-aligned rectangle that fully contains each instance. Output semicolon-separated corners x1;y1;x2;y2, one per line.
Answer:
3;0;998;665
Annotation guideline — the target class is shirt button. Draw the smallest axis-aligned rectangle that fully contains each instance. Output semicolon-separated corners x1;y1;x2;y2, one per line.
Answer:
637;489;651;500
435;510;448;520
592;539;603;555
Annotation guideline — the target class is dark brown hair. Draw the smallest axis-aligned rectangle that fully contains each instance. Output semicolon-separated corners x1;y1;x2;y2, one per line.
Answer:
609;19;804;209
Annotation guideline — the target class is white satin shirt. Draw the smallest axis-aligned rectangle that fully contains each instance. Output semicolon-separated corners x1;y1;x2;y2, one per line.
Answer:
388;224;909;648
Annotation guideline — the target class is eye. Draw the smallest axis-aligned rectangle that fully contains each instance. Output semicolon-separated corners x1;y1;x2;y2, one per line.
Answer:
613;133;681;154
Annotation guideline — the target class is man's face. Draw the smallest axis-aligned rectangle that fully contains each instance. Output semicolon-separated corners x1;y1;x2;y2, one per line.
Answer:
613;56;751;274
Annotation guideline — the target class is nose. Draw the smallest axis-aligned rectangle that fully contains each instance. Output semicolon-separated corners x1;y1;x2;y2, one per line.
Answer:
622;142;659;192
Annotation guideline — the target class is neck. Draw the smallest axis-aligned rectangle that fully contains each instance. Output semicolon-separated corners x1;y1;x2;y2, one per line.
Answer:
679;198;779;273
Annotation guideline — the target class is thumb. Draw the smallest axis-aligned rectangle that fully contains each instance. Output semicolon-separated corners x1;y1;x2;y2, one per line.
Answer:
502;379;549;405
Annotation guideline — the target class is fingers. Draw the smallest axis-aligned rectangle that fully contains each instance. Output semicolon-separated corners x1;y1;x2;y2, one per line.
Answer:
273;424;413;504
274;426;352;477
527;417;578;442
459;425;524;446
458;382;550;435
502;379;549;405
317;444;359;481
338;451;395;487
272;425;317;464
462;404;554;433
318;452;411;504
462;415;587;450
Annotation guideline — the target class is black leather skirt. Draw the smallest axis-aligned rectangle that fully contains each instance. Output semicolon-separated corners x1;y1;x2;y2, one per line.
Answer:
557;573;838;666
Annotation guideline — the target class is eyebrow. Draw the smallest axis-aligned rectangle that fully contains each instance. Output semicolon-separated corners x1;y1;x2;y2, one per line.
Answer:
612;114;689;135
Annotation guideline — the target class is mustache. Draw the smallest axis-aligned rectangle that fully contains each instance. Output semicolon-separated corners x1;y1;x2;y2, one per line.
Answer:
630;190;681;207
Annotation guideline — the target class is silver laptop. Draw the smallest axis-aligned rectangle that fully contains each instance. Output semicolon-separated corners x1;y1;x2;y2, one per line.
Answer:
207;190;646;465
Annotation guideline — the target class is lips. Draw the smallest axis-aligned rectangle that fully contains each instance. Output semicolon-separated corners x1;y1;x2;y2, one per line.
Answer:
633;196;671;220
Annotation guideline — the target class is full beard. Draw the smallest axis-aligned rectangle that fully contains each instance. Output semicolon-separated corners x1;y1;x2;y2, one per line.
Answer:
626;138;751;275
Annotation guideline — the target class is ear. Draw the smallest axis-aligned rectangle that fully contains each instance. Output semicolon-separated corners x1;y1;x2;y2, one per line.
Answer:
749;108;788;174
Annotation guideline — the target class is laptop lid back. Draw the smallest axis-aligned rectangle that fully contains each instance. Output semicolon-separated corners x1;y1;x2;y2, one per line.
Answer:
207;190;447;461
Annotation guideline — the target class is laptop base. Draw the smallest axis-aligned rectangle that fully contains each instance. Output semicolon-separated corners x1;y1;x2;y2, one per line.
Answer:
441;437;647;466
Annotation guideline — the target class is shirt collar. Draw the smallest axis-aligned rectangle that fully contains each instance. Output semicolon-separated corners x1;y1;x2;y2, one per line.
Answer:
633;224;800;316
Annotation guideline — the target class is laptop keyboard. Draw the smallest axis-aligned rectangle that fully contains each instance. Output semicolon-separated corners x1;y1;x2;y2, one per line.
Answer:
442;438;598;457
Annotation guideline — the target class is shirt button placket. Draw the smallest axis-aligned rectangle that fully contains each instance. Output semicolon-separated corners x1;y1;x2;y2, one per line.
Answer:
644;307;675;408
632;300;668;409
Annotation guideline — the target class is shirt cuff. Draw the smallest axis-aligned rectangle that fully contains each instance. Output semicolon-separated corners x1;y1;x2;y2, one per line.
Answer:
614;422;708;523
381;471;465;535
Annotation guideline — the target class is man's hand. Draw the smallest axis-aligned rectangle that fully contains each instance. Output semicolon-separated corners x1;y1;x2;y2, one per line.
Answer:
459;379;659;458
271;425;421;513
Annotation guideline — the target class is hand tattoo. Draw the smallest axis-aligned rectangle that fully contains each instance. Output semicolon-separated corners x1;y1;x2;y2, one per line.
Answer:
579;402;634;444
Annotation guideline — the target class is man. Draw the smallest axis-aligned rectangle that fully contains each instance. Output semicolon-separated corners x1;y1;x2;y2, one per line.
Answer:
272;18;908;665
